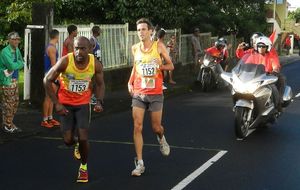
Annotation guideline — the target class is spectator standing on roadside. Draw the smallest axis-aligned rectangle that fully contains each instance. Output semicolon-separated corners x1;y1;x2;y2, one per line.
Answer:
191;28;204;68
62;24;78;56
284;35;291;55
0;32;24;133
41;29;61;128
166;34;177;84
90;25;102;61
90;25;102;105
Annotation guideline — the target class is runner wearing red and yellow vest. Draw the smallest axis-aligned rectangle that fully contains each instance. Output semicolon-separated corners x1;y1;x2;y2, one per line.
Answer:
131;40;163;95
44;36;105;183
58;53;94;105
128;18;174;177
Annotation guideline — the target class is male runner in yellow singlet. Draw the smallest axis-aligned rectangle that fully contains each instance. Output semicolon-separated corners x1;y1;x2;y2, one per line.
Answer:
128;18;174;176
44;36;105;183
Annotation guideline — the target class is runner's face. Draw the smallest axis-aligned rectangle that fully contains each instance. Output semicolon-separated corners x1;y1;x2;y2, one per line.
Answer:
74;39;89;63
137;23;151;41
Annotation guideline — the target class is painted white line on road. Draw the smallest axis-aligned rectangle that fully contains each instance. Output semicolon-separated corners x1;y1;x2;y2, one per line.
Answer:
171;150;228;190
36;136;224;152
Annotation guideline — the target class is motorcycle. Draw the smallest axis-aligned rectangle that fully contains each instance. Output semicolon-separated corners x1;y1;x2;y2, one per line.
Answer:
221;53;293;139
196;54;220;91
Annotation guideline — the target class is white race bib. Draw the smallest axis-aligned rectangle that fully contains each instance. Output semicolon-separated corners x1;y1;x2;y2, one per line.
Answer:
69;80;89;92
137;62;158;77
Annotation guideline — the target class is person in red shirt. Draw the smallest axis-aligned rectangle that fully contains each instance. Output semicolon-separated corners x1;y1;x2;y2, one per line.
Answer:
284;35;291;55
243;36;285;112
205;38;228;75
236;32;264;59
62;24;78;57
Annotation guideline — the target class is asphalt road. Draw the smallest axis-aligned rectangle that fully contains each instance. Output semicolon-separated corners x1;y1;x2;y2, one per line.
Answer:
1;60;300;190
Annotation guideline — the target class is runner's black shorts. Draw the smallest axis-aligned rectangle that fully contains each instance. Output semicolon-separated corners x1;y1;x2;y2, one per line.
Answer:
60;104;91;132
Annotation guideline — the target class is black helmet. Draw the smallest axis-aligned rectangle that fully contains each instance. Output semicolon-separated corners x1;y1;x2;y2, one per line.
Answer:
250;32;264;47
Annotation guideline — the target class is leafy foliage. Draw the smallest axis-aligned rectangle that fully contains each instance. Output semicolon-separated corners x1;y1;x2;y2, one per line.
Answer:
288;8;300;23
0;0;268;48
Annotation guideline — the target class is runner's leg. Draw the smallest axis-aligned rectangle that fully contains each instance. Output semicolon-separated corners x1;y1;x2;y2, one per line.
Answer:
132;106;145;161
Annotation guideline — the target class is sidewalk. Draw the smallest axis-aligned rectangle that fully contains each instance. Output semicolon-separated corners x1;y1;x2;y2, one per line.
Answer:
0;54;299;144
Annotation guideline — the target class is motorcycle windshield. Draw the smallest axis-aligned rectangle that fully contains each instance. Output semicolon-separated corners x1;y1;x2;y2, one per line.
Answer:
232;53;266;82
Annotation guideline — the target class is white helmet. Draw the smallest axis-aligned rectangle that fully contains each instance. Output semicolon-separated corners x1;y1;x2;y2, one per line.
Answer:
255;36;272;52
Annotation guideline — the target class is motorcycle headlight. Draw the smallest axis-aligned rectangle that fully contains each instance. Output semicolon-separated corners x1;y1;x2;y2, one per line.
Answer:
203;59;210;66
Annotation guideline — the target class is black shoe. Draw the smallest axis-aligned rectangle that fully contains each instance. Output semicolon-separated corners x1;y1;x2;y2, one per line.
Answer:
12;123;22;133
3;125;16;133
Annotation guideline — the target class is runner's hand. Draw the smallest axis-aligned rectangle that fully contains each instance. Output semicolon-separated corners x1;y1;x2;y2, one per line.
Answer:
128;84;134;96
55;103;69;115
94;102;104;112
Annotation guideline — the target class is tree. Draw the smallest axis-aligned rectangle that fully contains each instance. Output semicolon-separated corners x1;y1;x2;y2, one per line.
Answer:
288;8;300;23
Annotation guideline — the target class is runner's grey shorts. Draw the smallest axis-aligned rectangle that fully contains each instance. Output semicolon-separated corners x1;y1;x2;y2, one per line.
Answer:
132;94;164;112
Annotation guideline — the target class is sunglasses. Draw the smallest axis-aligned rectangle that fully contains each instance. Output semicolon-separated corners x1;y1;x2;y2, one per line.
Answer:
257;45;267;48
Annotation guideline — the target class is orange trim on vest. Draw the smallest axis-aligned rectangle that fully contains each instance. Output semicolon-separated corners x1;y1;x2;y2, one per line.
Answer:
58;53;95;105
132;41;163;95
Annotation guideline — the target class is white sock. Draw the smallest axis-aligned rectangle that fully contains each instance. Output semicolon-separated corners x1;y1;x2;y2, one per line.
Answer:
48;115;53;120
138;160;144;166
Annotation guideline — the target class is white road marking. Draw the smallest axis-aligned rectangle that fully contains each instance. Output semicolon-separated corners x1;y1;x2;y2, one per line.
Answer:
171;150;228;190
36;136;224;152
295;92;300;98
37;136;228;189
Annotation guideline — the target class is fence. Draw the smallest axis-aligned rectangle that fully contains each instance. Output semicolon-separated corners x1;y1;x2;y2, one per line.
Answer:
23;23;239;99
53;23;129;69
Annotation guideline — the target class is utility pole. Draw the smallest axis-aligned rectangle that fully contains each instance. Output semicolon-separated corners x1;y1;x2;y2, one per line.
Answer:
30;3;53;107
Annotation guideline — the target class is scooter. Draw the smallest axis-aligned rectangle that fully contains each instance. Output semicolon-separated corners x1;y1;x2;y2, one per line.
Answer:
196;54;219;92
221;54;293;139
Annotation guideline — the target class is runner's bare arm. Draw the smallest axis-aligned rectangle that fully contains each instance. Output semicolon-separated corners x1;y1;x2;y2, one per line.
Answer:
158;41;174;71
94;59;105;112
128;46;136;94
44;57;68;105
48;46;57;66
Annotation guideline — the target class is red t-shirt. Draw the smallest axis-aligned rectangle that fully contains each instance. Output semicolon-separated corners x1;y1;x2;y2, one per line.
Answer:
205;46;228;60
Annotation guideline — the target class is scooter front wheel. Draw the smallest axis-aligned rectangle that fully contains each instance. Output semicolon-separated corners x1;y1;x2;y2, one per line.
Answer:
234;107;250;139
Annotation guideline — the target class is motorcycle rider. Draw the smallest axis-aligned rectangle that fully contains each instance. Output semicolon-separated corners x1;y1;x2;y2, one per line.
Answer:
243;36;285;113
205;38;228;79
236;32;264;59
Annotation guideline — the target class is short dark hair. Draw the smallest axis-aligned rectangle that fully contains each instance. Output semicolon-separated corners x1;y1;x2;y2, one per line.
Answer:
67;24;77;35
92;26;101;35
49;29;59;39
157;29;166;39
136;18;153;30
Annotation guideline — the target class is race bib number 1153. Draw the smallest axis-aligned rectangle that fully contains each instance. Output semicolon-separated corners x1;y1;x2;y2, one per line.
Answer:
69;80;89;93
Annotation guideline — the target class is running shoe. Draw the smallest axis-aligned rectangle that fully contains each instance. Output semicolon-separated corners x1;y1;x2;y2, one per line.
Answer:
77;168;88;183
41;121;53;128
11;124;22;133
163;83;167;90
74;142;81;160
3;125;15;133
48;119;60;126
131;158;145;177
157;135;170;156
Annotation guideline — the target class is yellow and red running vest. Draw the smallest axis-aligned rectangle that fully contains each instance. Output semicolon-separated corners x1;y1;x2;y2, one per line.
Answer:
58;53;95;106
132;41;163;95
